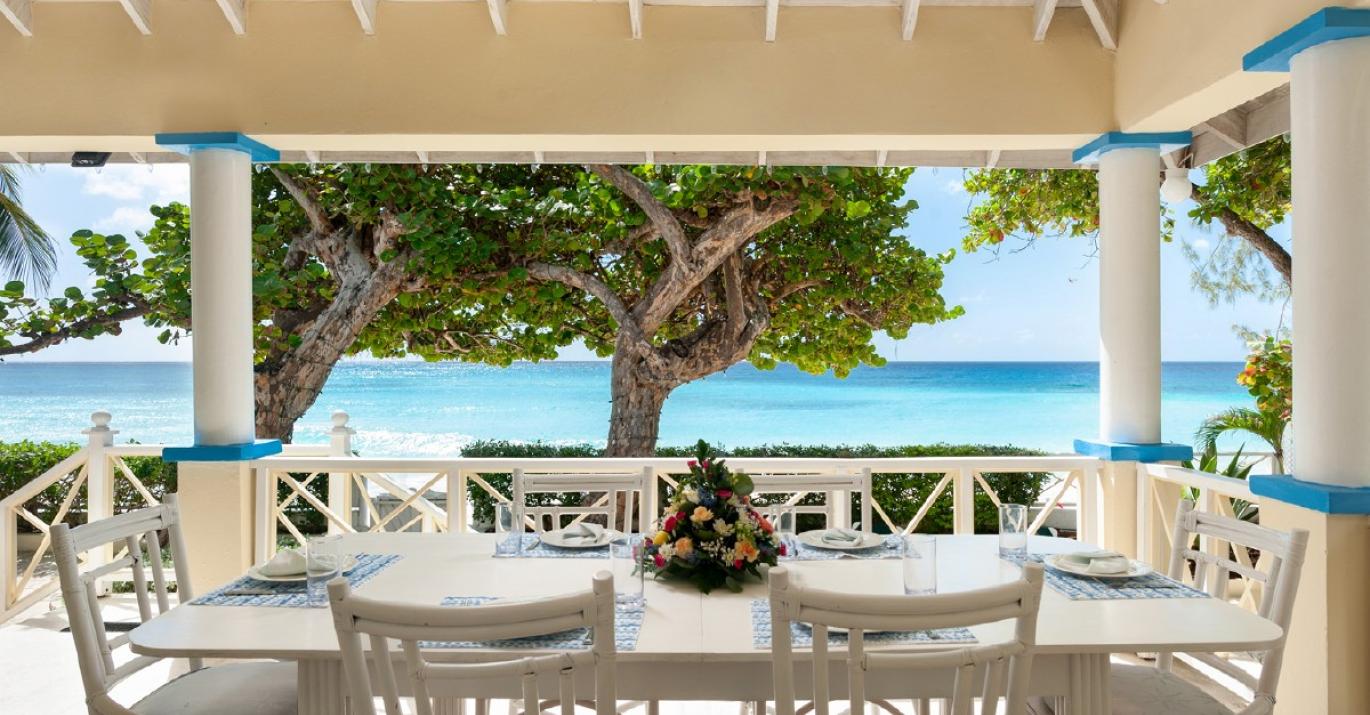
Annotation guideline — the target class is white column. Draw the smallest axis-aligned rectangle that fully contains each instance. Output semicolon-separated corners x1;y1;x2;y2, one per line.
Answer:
189;148;256;446
1289;36;1370;488
1097;147;1162;445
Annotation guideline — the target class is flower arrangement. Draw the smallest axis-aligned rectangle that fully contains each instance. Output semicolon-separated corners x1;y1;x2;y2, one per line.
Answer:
643;440;784;593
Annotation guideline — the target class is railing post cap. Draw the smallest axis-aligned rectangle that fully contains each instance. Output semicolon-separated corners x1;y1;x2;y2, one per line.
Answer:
83;410;116;435
330;410;355;434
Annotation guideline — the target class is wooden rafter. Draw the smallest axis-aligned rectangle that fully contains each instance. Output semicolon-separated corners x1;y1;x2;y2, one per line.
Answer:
901;0;920;41
118;0;151;35
351;0;378;34
215;0;247;35
764;0;778;42
0;0;31;37
1079;0;1117;50
1031;0;1058;41
629;0;642;39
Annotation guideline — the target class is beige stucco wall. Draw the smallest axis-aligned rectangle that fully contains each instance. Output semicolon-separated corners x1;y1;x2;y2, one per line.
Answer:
0;3;1116;154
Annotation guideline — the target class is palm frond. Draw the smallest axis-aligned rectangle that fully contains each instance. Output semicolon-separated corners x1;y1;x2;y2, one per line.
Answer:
0;164;56;293
1195;407;1286;460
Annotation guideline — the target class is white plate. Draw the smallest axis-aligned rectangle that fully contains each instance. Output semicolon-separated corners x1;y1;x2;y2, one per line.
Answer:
799;623;885;636
539;528;623;549
797;530;885;551
246;555;359;583
1044;554;1152;580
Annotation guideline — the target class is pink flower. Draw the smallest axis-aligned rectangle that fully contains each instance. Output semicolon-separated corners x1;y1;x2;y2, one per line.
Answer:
718;489;733;499
687;460;698;469
779;543;788;556
702;460;711;469
653;554;666;568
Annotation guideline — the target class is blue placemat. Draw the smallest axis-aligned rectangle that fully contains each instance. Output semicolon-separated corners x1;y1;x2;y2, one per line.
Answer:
192;553;401;608
423;596;644;651
1007;554;1210;600
493;533;645;559
782;534;904;561
750;599;976;648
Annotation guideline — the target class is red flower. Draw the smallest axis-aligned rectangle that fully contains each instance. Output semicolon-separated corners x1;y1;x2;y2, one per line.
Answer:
779;543;788;556
687;460;698;469
653;554;666;568
733;559;744;569
718;489;733;499
702;460;711;469
664;515;678;532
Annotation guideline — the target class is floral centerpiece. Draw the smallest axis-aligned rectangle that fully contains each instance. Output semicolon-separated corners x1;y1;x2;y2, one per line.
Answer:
643;441;784;593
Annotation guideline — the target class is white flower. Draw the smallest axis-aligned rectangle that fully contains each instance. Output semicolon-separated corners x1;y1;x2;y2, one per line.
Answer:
712;519;735;536
683;487;699;503
659;544;676;560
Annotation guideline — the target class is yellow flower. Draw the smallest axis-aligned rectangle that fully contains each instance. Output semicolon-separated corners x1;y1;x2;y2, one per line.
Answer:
675;537;694;557
690;506;714;524
653;531;670;546
736;540;760;563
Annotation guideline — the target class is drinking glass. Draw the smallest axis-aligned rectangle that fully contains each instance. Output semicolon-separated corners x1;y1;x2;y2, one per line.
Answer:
306;535;343;606
610;536;646;607
902;535;937;595
495;502;523;556
998;503;1029;559
774;508;798;558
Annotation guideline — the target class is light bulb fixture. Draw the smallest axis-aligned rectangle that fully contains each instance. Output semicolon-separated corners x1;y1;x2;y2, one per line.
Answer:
1160;167;1192;203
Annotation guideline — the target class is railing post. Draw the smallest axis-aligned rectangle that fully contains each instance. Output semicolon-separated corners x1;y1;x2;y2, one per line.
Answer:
328;410;355;534
83;411;116;593
454;469;469;533
253;464;273;563
952;468;974;535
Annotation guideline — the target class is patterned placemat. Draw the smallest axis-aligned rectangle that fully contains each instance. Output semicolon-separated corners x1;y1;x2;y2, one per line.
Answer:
493;533;648;559
1006;554;1210;600
749;599;976;648
192;553;402;608
423;596;644;651
782;534;904;561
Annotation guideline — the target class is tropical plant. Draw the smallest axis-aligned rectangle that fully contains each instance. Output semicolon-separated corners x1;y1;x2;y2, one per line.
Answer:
1194;408;1286;475
1237;335;1292;421
0;165;55;293
1181;444;1258;522
0;165;957;454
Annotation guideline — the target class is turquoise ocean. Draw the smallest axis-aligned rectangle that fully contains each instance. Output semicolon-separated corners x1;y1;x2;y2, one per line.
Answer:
0;362;1251;456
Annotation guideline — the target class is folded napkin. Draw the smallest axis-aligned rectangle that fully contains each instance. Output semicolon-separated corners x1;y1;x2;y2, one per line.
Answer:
257;548;307;577
565;522;605;542
1060;549;1131;575
821;528;863;545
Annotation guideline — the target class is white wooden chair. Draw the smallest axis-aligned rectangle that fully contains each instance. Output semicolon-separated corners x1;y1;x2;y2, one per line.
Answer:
512;467;654;533
51;494;298;715
750;469;874;533
328;571;618;715
1110;499;1309;715
769;562;1045;715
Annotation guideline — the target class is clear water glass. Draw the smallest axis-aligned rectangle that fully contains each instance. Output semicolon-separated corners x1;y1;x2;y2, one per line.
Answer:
610;536;645;606
902;535;937;595
774;508;798;558
998;503;1029;559
495;502;523;556
306;535;343;606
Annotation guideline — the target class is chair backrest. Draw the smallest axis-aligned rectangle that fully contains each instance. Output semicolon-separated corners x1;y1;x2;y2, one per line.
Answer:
750;469;873;533
769;563;1044;715
512;467;653;533
1162;500;1308;712
329;572;618;715
51;494;197;715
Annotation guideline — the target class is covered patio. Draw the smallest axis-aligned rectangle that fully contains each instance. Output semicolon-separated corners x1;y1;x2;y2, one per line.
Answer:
2;2;1369;713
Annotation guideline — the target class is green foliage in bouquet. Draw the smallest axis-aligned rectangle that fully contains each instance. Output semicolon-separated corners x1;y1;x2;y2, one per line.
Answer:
643;440;782;593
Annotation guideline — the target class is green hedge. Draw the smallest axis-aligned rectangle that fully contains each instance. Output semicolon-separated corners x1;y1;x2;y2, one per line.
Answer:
461;441;1053;535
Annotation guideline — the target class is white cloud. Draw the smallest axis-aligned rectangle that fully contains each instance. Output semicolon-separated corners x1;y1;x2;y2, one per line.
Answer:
1192;238;1211;252
94;206;156;235
80;165;188;204
942;179;966;195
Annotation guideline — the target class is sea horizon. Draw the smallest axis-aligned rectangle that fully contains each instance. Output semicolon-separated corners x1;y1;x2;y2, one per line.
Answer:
0;360;1251;456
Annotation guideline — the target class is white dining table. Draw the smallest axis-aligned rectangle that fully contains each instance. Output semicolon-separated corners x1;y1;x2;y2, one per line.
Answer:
128;533;1281;715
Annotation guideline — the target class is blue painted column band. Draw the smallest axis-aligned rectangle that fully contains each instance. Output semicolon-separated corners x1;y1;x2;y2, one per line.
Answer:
1072;131;1192;165
1244;7;1370;73
155;132;281;162
163;440;283;463
1073;439;1193;463
1250;474;1370;515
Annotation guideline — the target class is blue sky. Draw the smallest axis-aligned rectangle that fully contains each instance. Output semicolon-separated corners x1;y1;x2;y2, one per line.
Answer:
8;164;1285;362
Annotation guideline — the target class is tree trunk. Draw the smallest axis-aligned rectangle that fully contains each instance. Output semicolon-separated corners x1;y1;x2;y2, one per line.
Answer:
605;344;672;457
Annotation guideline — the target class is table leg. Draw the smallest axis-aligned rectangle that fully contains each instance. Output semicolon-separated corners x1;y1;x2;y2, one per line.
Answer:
1064;654;1111;715
298;659;347;715
434;697;467;715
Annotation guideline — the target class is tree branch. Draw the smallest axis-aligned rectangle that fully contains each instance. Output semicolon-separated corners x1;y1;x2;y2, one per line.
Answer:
589;165;690;264
1192;182;1292;287
526;262;637;334
0;300;150;356
722;253;746;340
270;168;330;236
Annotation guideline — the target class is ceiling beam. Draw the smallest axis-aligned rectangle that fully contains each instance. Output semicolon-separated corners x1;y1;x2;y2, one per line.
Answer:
416;151;429;165
6;151;27;164
304;150;320;164
1031;0;1057;42
628;0;642;39
0;0;31;37
985;149;1002;168
215;0;247;35
487;0;508;36
1079;0;1117;50
118;0;152;35
901;0;919;41
764;0;777;42
351;0;377;34
1189;86;1288;166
